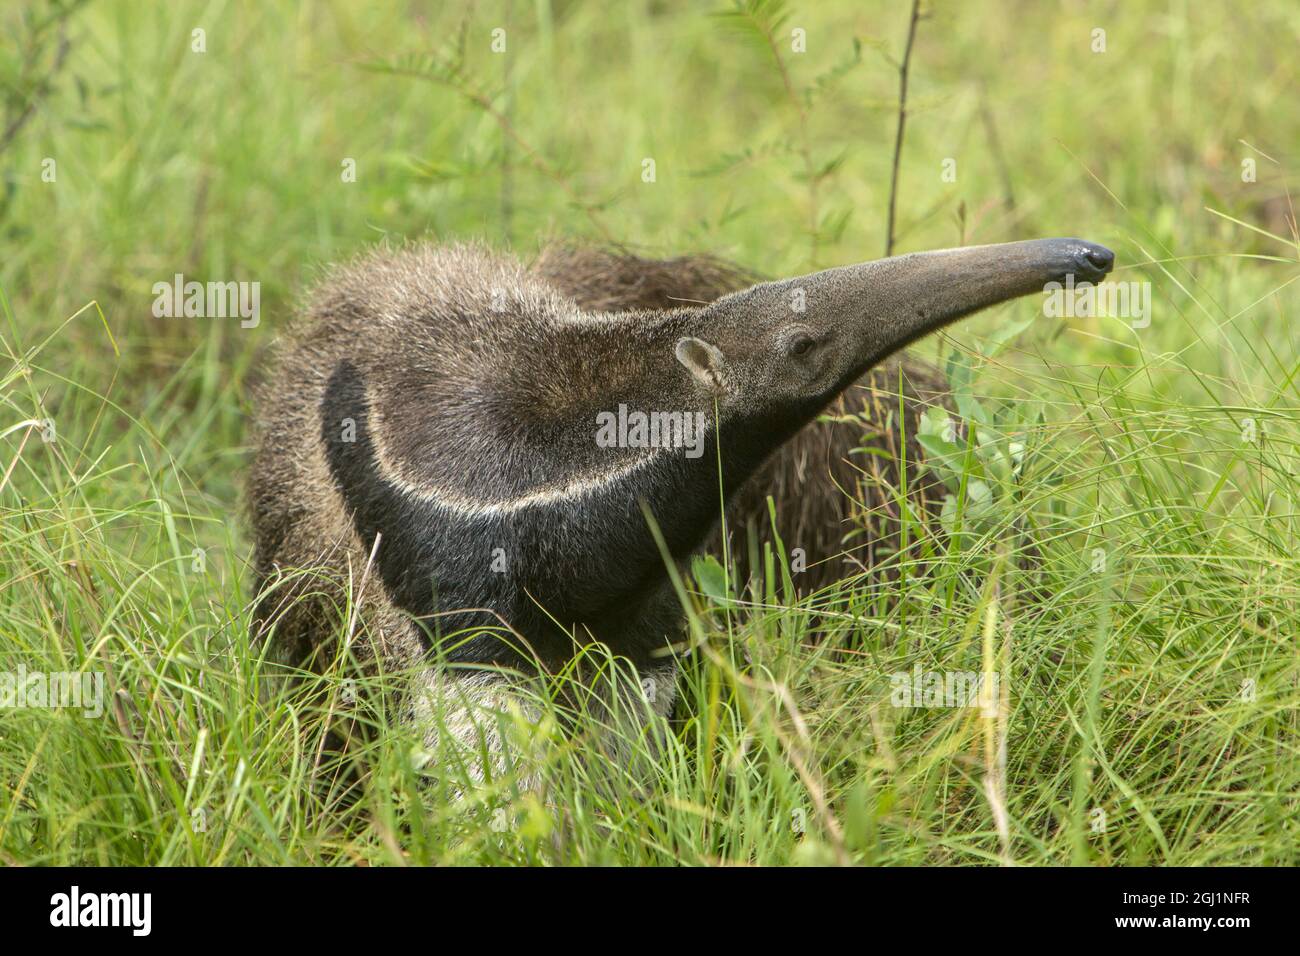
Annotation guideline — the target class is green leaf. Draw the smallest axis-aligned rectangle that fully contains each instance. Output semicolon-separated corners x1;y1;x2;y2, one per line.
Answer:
982;309;1038;357
691;554;732;606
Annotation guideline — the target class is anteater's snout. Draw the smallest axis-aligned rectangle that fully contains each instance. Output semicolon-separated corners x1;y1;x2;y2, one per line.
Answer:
1067;240;1115;281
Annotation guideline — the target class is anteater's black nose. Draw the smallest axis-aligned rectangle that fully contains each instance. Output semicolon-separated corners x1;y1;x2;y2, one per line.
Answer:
1085;245;1114;270
1072;242;1115;280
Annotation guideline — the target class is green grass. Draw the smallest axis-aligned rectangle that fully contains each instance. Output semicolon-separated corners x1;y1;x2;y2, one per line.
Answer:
1;0;1297;865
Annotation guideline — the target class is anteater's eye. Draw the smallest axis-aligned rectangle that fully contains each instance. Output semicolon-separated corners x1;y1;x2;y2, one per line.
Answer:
788;334;815;357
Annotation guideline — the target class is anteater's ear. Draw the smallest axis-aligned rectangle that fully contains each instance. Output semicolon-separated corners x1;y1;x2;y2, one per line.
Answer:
675;337;727;394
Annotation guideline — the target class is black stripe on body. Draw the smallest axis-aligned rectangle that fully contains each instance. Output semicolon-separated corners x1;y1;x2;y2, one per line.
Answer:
319;361;725;670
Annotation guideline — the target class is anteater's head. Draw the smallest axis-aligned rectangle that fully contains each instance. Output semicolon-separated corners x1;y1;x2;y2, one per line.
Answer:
674;238;1113;424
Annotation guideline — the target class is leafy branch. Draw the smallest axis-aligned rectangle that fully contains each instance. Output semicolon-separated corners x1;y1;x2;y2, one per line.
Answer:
0;0;86;157
714;0;857;266
364;47;618;245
